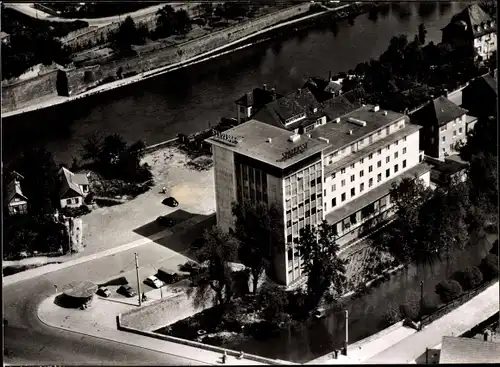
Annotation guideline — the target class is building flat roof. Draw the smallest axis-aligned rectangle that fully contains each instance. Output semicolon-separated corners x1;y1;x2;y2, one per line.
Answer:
205;119;329;169
311;104;408;155
325;162;432;225
439;336;500;363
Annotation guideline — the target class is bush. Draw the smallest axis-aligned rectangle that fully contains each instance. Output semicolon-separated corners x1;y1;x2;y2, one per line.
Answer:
382;301;401;327
479;254;499;281
257;282;289;326
435;280;463;303
452;266;483;290
60;205;91;218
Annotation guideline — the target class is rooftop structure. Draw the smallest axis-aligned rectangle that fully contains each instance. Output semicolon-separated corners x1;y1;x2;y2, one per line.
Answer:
205;119;330;169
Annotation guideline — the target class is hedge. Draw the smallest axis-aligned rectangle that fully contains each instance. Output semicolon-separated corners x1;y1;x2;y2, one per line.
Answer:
435;280;463;303
452;266;483;290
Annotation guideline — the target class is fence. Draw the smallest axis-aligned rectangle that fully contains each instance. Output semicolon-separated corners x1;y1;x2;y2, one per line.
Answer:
421;279;498;327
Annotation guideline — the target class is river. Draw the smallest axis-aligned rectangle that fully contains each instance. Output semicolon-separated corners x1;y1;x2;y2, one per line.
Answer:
3;1;467;165
222;231;496;363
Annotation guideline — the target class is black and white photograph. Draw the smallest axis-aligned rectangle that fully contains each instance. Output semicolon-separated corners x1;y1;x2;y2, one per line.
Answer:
2;0;499;365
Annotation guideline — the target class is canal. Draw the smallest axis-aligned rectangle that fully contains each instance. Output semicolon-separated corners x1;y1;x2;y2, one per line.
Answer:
223;231;496;363
3;1;467;165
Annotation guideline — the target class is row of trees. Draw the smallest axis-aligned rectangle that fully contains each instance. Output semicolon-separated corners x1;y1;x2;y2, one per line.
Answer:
186;201;347;323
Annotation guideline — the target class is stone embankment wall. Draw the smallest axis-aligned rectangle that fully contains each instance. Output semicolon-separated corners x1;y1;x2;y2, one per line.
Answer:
1;3;309;113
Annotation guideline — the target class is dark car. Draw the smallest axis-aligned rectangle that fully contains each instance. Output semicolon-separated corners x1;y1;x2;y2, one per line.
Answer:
162;197;179;207
96;286;111;298
117;284;137;298
156;215;174;227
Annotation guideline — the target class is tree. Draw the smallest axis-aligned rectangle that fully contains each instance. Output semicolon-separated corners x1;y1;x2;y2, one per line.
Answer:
452;266;483;290
80;131;104;163
110;16;139;51
479;254;499;280
257;282;289;326
294;221;347;314
418;23;427;45
189;226;239;307
459;116;497;162
195;2;213;18
232;201;280;294
155;5;192;38
435;280;463;303
98;133;128;167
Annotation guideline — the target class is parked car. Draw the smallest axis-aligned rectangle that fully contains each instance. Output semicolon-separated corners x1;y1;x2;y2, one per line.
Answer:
144;275;164;289
162;197;179;207
156;215;174;227
157;267;180;284
117;284;137;298
96;286;111;298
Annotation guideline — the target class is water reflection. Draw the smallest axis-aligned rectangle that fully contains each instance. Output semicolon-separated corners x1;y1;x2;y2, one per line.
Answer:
418;1;438;18
439;1;452;16
226;232;495;362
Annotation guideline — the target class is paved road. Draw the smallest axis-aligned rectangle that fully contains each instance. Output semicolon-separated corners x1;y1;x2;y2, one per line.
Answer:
4;3;201;27
3;217;214;365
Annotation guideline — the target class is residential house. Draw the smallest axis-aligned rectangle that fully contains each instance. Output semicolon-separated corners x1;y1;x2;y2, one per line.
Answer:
462;70;498;118
206;105;430;286
5;172;28;215
58;167;90;208
303;72;344;103
441;4;497;62
234;85;284;123
1;31;10;45
425;156;468;190
413;96;476;161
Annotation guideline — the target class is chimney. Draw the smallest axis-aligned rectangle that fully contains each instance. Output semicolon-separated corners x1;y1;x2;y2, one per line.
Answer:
263;84;267;91
372;105;380;112
288;133;301;142
297;88;301;96
266;138;272;143
334;117;341;123
383;111;388;116
271;87;276;100
348;130;353;135
329;70;332;81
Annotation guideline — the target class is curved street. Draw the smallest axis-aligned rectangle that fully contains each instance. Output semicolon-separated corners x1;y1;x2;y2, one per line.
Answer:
3;217;214;365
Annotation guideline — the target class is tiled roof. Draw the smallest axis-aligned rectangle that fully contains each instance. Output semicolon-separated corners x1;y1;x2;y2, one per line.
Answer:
445;4;496;39
416;96;469;128
5;179;27;204
0;31;9;39
59;167;88;198
234;87;283;108
320;94;360;121
439;336;500;363
480;73;498;95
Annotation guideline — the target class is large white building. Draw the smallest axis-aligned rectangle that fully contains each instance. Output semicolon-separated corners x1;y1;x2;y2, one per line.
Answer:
206;104;431;286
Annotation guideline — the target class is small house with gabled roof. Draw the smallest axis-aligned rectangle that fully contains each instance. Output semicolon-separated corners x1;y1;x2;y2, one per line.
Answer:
58;167;90;208
4;171;28;215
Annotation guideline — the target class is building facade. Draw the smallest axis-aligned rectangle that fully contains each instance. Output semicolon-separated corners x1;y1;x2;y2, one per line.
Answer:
58;167;90;208
442;4;497;62
5;172;28;215
207;104;431;286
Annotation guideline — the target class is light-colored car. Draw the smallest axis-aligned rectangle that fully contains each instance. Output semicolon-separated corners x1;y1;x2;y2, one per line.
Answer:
144;275;164;289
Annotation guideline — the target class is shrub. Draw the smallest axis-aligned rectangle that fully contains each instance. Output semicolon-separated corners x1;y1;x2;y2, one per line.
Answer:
479;254;499;281
453;266;483;290
61;205;91;218
399;290;420;320
257;282;289;326
420;299;438;317
435;280;463;303
382;301;401;327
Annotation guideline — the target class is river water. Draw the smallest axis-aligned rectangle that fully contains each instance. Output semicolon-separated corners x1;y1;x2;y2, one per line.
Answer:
3;1;467;165
224;231;496;362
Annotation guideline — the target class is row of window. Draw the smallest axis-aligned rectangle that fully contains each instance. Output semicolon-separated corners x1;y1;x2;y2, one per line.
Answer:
440;119;464;132
329;161;406;208
441;128;463;141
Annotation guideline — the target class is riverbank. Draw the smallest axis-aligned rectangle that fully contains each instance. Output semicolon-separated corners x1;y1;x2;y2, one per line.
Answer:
2;3;356;118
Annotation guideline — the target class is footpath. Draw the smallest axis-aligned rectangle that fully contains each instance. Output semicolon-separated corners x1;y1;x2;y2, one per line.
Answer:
309;281;499;364
3;215;207;287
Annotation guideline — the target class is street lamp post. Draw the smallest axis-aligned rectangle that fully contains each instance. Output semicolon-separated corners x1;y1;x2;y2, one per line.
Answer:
344;309;349;356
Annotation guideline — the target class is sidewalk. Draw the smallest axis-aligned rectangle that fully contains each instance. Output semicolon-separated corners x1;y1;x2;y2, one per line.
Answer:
38;293;267;365
3;215;208;287
309;281;499;364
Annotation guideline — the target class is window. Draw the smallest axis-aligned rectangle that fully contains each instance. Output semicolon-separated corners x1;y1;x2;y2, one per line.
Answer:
360;183;365;192
351;188;355;197
459;127;463;134
350;214;357;225
332;172;336;179
378;149;382;155
442;136;446;142
332;198;337;207
341;179;346;187
341;193;346;202
369;153;373;159
331;184;336;192
395;140;399;146
350;163;355;169
369;178;373;187
341;168;346;174
386;156;390;163
450;144;454;150
377;173;382;182
368;165;373;173
394;164;399;173
360;170;364;177
378;130;382;136
360;158;364;164
386;169;390;178
385;127;390;135
66;199;72;205
403;147;407;154
419;155;423;163
403;160;407;168
403;136;407;142
377;161;382;168
394;151;399;159
350;175;355;182
453;130;457;137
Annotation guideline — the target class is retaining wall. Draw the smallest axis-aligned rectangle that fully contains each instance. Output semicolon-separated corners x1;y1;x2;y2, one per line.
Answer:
117;313;294;365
